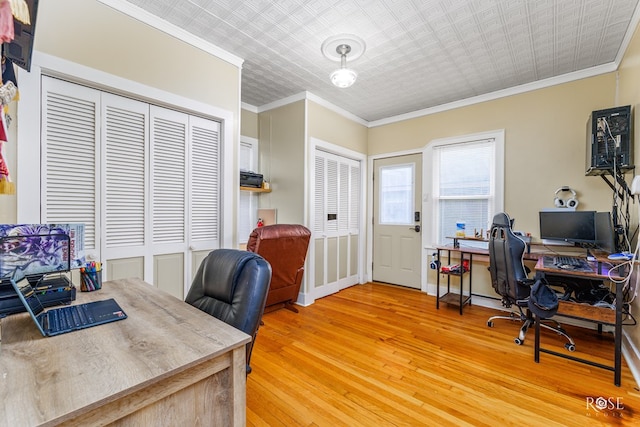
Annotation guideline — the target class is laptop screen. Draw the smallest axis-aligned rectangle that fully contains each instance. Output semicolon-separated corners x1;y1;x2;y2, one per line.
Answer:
10;269;46;318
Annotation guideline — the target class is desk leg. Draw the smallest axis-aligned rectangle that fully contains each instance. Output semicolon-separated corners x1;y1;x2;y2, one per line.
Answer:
458;252;464;315
534;314;540;363
614;282;622;387
436;249;441;309
468;253;472;307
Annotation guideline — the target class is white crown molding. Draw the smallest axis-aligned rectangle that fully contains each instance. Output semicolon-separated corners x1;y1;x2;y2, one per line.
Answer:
96;0;244;68
248;60;618;129
305;92;368;126
254;91;367;126
241;102;259;114
255;92;308;112
369;62;619;128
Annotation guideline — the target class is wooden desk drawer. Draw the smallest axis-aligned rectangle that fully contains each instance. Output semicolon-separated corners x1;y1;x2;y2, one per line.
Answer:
556;300;615;324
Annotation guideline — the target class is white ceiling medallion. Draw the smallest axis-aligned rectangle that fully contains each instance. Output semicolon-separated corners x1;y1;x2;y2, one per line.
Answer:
322;34;366;89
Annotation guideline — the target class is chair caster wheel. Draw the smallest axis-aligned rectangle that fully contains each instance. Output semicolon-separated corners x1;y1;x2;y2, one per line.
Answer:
514;338;523;345
487;321;493;327
565;343;576;352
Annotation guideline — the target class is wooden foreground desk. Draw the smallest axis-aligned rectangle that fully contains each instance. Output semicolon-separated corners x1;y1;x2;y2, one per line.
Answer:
0;277;251;426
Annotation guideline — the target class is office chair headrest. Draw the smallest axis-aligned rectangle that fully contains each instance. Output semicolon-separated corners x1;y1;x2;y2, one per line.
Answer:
491;212;512;228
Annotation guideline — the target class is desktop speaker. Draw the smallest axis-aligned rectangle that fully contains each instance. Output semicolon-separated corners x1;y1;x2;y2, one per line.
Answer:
554;186;579;208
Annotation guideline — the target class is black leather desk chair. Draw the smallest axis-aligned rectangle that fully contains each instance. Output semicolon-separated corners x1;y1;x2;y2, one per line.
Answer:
487;212;574;349
185;249;272;374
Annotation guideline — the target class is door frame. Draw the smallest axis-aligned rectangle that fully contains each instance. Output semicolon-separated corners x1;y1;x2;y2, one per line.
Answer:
367;148;427;292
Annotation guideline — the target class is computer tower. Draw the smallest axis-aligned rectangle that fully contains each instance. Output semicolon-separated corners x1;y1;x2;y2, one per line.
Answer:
585;105;633;176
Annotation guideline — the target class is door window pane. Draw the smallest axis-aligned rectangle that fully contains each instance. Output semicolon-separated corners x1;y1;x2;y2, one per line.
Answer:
379;164;414;225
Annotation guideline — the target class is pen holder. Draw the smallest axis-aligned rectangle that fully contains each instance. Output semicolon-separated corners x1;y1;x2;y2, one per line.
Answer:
80;270;102;292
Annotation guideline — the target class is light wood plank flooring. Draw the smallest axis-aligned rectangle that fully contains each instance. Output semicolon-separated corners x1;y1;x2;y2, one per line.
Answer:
247;282;640;426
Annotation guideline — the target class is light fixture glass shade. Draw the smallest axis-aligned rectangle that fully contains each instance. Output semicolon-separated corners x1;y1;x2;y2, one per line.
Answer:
330;67;357;88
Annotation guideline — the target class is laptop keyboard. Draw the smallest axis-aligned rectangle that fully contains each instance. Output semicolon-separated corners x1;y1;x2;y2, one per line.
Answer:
49;305;94;332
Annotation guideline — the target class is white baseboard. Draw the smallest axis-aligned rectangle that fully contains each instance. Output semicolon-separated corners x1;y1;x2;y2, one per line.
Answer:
622;331;640;388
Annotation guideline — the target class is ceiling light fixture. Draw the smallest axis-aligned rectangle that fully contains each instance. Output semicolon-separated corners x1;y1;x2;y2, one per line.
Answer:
322;34;366;89
330;44;357;88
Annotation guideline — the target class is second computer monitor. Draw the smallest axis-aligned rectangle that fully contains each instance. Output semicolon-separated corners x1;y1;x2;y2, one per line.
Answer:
539;210;597;245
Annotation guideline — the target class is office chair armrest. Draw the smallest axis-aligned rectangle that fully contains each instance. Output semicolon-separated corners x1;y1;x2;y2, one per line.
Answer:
517;278;535;287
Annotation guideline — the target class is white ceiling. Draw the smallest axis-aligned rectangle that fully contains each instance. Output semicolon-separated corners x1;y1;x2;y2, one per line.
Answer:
121;0;640;123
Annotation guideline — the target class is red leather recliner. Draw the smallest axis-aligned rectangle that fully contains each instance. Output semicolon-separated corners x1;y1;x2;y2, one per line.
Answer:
246;224;311;313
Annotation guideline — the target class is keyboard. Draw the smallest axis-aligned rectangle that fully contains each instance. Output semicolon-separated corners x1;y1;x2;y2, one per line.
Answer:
48;305;94;332
554;256;584;267
543;255;592;271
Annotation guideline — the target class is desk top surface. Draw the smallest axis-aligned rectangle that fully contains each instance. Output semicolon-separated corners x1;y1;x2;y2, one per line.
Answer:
534;256;626;282
0;277;250;427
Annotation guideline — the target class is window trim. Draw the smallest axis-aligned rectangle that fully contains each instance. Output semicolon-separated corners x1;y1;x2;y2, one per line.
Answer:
424;130;505;248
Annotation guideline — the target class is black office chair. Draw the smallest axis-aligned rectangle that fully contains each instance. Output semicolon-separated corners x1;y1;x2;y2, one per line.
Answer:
185;249;272;374
487;213;575;350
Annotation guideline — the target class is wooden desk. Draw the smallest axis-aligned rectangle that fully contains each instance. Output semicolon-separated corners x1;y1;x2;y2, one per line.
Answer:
534;257;625;386
0;277;251;426
435;244;542;314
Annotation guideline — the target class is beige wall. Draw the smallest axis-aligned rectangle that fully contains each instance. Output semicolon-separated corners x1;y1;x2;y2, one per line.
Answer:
36;0;240;114
369;74;617;237
241;108;259;139
307;101;368;153
616;22;640;367
258;101;306;224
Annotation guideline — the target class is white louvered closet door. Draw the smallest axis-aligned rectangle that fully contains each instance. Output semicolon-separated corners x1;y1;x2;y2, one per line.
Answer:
41;77;222;299
312;149;361;299
189;116;220;248
149;106;188;296
42;78;100;252
101;93;149;265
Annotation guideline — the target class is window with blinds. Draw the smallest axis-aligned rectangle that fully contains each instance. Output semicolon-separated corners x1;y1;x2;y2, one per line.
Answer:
433;139;494;245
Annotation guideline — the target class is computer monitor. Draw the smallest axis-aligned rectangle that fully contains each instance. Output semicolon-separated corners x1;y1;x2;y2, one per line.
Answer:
595;212;615;253
539;210;597;245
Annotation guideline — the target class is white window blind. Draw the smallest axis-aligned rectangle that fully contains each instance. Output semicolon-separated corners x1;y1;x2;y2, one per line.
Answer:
434;139;494;245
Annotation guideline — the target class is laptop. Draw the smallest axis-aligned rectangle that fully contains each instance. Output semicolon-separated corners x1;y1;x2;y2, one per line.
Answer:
9;269;127;336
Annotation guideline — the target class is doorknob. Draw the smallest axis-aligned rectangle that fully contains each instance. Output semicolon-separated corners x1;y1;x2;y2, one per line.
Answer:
410;225;421;232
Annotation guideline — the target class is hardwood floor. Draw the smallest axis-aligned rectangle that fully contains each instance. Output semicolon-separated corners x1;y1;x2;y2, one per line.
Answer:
246;282;640;426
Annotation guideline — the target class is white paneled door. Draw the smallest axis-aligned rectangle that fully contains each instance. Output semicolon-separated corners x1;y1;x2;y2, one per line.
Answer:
373;154;422;288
